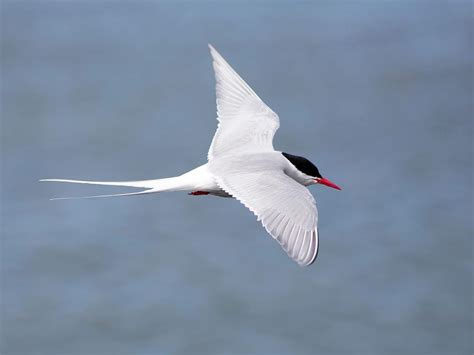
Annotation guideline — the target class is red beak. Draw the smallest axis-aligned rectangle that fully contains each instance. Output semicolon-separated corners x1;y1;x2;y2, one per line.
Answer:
316;177;341;191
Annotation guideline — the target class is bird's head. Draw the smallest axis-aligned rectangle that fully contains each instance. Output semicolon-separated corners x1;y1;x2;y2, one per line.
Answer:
282;152;341;190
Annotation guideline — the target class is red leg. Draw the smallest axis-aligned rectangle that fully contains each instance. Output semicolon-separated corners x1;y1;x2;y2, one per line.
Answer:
189;191;210;196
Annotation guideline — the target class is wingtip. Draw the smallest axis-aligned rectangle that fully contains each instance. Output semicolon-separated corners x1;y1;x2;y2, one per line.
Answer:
208;44;225;61
208;43;218;58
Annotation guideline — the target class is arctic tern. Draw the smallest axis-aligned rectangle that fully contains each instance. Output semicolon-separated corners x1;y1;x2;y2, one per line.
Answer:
41;45;341;266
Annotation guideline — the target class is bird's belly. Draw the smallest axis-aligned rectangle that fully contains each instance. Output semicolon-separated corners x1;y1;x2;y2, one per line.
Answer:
193;176;231;198
182;164;232;198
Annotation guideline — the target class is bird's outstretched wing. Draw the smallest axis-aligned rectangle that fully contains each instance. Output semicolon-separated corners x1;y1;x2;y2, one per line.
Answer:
209;154;319;266
207;45;280;160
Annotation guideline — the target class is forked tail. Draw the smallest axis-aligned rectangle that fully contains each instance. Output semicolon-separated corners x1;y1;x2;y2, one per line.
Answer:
40;176;189;200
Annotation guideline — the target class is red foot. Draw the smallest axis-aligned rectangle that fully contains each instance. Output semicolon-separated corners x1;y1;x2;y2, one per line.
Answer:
189;191;209;196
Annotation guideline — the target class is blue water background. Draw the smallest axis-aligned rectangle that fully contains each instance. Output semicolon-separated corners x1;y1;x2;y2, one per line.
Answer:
2;1;472;354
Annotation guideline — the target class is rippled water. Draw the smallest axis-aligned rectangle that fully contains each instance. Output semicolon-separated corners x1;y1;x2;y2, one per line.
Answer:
2;2;472;354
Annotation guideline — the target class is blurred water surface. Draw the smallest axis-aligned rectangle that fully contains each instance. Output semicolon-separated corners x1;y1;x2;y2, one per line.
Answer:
1;1;472;355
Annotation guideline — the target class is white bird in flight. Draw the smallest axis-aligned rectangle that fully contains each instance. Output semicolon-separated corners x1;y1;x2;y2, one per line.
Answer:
41;45;341;266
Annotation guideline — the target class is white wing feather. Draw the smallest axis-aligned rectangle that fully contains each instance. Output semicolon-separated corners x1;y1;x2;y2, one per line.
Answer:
209;154;319;266
208;45;280;160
